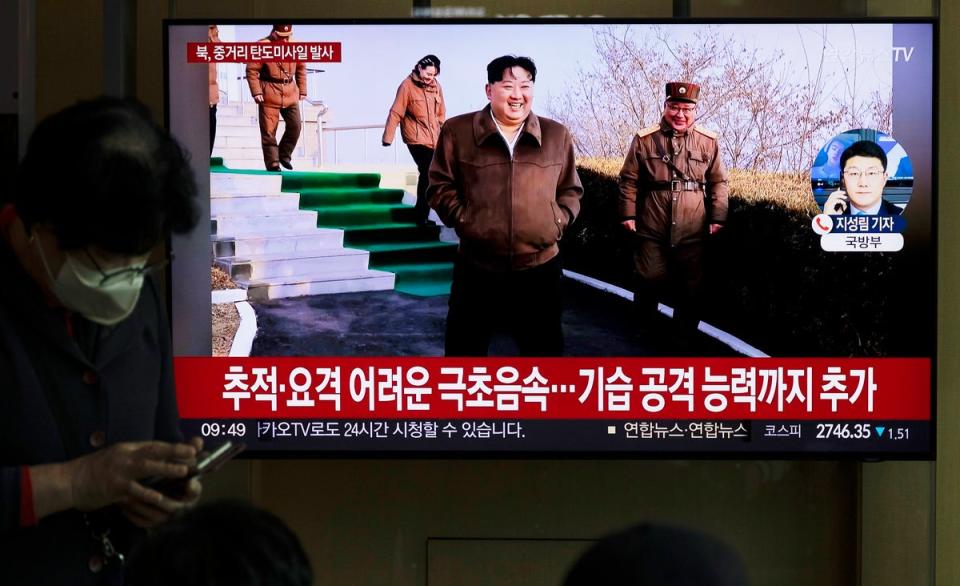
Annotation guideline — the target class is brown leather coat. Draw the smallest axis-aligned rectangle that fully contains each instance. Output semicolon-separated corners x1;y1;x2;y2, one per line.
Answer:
245;37;307;109
428;106;583;271
619;121;728;246
382;73;446;149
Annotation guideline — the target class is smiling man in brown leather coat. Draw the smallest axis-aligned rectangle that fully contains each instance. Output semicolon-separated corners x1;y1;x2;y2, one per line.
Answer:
428;55;583;356
619;82;728;338
245;24;307;171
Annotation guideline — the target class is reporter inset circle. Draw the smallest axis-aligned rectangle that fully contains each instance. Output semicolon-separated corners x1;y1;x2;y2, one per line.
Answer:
810;129;913;217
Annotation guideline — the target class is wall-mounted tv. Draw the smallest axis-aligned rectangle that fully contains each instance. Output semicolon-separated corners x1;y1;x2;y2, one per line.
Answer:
165;19;935;457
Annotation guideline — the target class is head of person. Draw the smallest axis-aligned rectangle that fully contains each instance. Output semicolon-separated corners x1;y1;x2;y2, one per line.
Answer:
126;500;314;586
662;82;700;133
208;24;220;43
270;24;293;42
563;523;749;586
824;137;845;164
485;55;537;128
8;97;198;325
840;140;889;212
414;54;440;86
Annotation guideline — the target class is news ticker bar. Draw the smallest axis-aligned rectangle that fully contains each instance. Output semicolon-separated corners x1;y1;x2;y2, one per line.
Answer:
174;357;931;420
179;419;930;453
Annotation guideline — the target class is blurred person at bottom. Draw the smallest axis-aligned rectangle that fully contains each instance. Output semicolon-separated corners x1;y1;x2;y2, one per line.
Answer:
126;500;313;586
382;54;446;225
563;523;749;586
0;97;204;584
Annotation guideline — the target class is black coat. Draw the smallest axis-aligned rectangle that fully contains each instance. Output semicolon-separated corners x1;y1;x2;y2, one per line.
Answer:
0;242;182;585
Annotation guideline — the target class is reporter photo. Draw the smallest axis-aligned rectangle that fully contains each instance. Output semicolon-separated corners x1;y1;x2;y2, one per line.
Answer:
822;139;904;216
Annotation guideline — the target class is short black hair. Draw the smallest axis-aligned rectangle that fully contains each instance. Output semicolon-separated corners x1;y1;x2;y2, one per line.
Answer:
126;500;313;586
415;54;441;74
486;55;537;84
563;523;748;586
15;97;198;255
840;140;887;173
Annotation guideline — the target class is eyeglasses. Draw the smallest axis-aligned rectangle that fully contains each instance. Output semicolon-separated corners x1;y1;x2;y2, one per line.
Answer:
666;104;697;116
84;249;171;286
842;169;885;181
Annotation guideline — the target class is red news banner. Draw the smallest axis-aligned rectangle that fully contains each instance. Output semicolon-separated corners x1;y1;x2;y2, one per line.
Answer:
174;358;930;421
187;42;342;63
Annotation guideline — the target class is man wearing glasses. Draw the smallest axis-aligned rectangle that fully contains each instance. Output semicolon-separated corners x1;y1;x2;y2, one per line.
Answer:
0;97;204;583
618;82;729;343
823;140;902;216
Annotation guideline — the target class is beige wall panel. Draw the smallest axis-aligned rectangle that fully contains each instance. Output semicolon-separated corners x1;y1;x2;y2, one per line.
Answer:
36;0;103;119
257;460;856;586
938;3;960;585
427;539;592;586
251;0;411;18
445;0;671;17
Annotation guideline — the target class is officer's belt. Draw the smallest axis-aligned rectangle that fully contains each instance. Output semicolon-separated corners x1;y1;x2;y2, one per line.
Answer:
645;180;704;192
262;77;293;84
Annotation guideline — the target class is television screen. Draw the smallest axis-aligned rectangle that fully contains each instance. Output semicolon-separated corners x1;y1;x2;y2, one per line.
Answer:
166;19;934;456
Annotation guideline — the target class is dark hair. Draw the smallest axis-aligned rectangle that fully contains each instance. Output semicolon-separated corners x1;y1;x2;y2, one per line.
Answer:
486;55;537;84
840;140;887;173
15;96;198;255
126;500;313;586
415;54;441;74
563;523;749;586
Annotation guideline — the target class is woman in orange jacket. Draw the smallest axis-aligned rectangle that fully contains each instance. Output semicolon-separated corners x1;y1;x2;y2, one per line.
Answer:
382;55;446;225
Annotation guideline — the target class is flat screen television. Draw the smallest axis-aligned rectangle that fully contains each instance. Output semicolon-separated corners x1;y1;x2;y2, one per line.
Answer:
164;19;935;457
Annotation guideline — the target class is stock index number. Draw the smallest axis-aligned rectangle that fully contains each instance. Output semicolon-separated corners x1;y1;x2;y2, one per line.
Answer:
815;423;872;440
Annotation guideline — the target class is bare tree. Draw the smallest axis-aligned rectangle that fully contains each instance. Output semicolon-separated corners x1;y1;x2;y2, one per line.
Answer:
548;25;892;172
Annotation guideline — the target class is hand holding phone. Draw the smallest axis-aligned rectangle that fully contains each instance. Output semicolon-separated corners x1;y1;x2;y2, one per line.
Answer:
145;441;246;500
824;189;849;215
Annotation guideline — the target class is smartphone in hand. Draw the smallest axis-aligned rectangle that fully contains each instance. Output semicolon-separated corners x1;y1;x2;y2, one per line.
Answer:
145;441;246;499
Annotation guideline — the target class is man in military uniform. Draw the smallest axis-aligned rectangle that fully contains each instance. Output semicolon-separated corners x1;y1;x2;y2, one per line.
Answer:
246;24;307;171
618;82;729;339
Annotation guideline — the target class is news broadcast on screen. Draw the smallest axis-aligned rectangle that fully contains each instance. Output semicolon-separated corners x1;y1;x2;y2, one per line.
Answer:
166;20;935;456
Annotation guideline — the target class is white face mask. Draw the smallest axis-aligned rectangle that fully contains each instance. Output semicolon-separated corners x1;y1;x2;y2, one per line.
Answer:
33;236;145;326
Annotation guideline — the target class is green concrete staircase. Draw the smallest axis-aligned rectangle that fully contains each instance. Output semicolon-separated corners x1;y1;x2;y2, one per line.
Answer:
211;158;455;297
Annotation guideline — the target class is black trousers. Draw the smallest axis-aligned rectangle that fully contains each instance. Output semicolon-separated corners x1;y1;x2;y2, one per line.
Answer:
633;238;704;331
209;104;217;155
407;144;434;224
444;255;564;357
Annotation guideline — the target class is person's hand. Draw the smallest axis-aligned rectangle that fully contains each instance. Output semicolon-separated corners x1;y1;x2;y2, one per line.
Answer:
253;95;264;104
709;223;723;235
622;219;636;231
119;476;202;528
824;189;849;215
382;141;391;147
117;436;204;528
63;440;198;513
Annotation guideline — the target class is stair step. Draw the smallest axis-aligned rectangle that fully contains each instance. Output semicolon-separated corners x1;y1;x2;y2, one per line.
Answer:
344;223;441;244
212;230;344;257
240;269;396;301
211;172;282;195
365;241;458;265
298;188;406;207
212;210;318;237
312;204;417;227
216;248;370;280
210;194;301;214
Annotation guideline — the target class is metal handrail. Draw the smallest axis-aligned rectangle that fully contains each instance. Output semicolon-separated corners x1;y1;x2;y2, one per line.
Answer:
321;124;401;167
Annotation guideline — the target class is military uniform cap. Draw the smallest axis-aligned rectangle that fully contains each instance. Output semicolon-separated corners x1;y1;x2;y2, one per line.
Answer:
665;82;700;103
272;24;293;37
